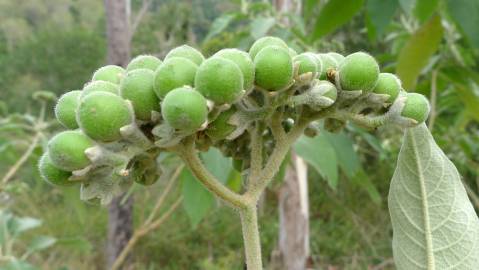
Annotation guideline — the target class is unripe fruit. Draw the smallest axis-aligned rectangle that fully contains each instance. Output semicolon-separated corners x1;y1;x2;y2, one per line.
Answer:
327;52;345;64
289;48;298;57
254;46;293;91
164;45;205;66
205;108;236;140
126;55;162;71
55;90;81;129
47;130;94;171
77;92;133;142
120;69;160;121
294;53;320;75
401;93;430;123
338;52;379;91
39;153;73;186
214;49;255;91
161;87;208;131
249;36;289;59
195;57;244;104
372;73;401;103
82;81;119;98
153;57;198;99
92;65;125;85
316;54;338;80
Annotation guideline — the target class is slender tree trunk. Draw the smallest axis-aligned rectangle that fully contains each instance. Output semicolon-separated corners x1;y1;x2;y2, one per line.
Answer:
272;1;310;269
103;0;132;269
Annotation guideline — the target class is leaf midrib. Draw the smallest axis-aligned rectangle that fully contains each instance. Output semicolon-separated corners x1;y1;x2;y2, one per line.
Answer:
410;131;435;270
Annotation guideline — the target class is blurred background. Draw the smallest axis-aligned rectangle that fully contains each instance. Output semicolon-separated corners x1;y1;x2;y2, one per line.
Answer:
0;0;478;269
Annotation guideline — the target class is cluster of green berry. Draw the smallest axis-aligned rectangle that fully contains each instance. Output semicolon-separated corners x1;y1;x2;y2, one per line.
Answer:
39;36;429;201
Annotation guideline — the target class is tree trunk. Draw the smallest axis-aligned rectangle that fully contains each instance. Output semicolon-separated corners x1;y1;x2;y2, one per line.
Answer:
103;0;132;269
272;1;310;269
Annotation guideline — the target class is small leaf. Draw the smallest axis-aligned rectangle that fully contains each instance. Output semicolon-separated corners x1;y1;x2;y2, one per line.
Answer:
9;216;42;236
204;14;236;41
181;169;214;228
28;235;56;252
366;0;399;38
396;15;443;89
446;0;479;49
201;148;232;184
250;17;276;39
388;124;479;269
312;0;365;40
294;134;338;189
413;0;439;22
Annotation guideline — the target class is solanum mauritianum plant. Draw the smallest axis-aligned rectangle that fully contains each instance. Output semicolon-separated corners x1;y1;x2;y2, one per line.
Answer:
39;36;479;269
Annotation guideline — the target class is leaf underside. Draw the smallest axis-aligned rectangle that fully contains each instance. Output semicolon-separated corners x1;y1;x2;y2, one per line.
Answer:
388;124;479;269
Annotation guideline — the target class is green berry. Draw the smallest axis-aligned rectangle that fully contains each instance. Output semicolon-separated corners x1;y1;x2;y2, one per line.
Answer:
47;130;94;171
120;69;160;121
164;45;205;66
195;57;244;104
401;93;430;123
327;52;345;64
294;53;320;75
153;57;198;99
161;87;208;131
82;81;119;98
38;153;73;186
316;54;337;80
289;48;298;57
254;46;293;91
126;55;162;71
338;52;379;91
55;90;81;129
92;65;125;84
214;49;255;91
77;92;133;142
205;108;236;140
249;36;289;59
372;73;401;103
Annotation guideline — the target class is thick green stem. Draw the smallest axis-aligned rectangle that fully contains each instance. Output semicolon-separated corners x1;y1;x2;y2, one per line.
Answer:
240;205;263;270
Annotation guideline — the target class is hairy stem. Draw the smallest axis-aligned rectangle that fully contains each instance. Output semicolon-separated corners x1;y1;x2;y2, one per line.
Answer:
240;205;263;270
178;136;247;209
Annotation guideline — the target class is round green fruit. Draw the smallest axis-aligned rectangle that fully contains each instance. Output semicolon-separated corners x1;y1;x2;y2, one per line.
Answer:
401;93;430;123
205;108;236;140
47;130;94;171
153;57;198;99
126;55;162;71
338;52;379;91
161;87;208;131
92;65;125;84
55;90;81;129
82;81;119;98
254;46;293;91
77;92;133;142
164;45;204;66
327;52;345;64
120;69;160;121
39;153;73;186
316;54;337;80
289;48;298;57
214;49;255;91
294;53;320;75
195;57;244;104
372;73;401;103
249;36;289;59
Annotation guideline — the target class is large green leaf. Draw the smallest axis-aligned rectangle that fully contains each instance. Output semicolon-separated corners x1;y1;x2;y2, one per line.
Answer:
366;0;399;38
413;0;439;22
312;0;364;40
294;134;338;189
250;17;276;40
204;14;236;41
446;0;479;49
323;131;360;178
396;15;443;90
388;124;479;269
201;148;232;184
181;169;214;228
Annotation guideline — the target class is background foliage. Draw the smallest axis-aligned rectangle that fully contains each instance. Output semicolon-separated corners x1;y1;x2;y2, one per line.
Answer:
0;0;478;269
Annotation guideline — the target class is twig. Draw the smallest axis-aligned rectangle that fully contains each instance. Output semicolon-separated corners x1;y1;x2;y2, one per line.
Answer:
1;133;41;186
248;123;263;189
110;196;183;270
